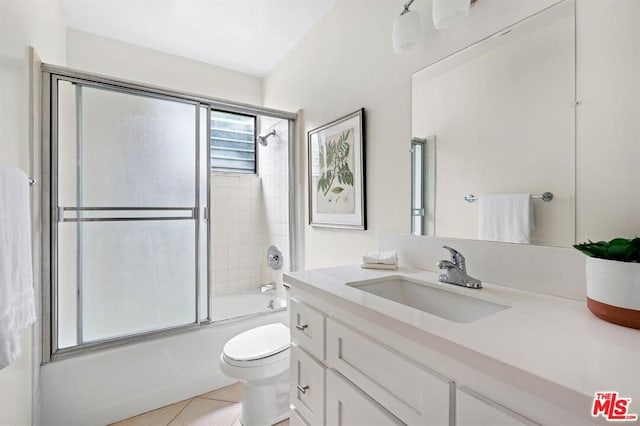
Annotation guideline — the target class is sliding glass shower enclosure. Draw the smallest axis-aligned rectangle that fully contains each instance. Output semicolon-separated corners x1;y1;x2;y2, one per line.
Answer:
47;75;209;355
42;66;296;361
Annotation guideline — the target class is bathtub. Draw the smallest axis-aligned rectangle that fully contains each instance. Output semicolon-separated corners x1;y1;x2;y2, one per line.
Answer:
40;292;289;426
210;291;287;322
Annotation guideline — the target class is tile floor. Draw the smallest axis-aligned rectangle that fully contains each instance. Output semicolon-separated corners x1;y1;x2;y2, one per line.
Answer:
110;382;290;426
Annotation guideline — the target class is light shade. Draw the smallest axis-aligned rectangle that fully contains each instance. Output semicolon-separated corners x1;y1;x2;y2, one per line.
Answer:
392;10;421;54
432;0;470;30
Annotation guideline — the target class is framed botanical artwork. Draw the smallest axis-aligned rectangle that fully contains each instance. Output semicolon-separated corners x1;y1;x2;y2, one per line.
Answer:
308;108;366;229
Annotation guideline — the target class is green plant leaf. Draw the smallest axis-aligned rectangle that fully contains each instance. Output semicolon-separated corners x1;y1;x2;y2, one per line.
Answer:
607;239;631;260
574;237;640;262
331;187;344;194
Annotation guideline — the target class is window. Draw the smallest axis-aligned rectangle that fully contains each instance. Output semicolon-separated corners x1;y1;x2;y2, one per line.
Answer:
210;110;256;173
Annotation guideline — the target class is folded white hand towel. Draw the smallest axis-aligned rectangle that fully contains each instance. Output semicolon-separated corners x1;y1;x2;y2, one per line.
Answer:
362;251;398;265
361;263;397;270
0;163;35;370
478;193;533;244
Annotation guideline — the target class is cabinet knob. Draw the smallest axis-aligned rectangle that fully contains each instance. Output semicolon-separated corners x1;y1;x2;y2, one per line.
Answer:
297;384;309;394
295;324;309;331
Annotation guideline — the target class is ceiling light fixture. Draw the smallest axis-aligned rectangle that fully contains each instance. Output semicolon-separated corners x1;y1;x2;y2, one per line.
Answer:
392;0;479;55
392;0;422;54
432;0;476;30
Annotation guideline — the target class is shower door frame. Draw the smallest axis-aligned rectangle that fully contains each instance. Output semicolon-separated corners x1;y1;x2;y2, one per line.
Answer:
41;64;299;362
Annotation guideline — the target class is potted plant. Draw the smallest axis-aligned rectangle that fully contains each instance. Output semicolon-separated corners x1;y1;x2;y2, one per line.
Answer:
574;238;640;329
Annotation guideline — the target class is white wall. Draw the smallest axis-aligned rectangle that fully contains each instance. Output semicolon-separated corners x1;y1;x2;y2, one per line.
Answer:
263;0;562;269
575;0;640;242
0;1;66;425
264;0;640;269
66;28;263;106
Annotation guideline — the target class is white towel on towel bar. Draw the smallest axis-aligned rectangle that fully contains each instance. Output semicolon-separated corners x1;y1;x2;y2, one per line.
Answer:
478;193;534;244
0;163;35;370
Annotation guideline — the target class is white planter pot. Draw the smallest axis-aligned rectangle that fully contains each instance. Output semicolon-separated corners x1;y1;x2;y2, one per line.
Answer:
585;256;640;329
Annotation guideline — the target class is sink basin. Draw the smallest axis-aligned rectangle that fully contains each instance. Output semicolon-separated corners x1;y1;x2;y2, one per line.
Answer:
346;276;510;323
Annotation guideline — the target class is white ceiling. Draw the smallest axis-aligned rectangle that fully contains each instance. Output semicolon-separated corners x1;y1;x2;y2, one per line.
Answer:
60;0;339;77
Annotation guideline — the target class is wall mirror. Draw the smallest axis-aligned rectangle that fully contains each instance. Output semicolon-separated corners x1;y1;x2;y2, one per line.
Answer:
411;0;575;247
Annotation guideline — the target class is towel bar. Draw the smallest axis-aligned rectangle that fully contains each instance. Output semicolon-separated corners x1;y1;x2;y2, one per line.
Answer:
464;192;553;203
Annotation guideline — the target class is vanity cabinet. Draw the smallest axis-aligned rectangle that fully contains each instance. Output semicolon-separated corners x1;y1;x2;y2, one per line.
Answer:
326;369;403;426
326;318;452;425
290;298;326;361
289;296;452;426
286;266;608;426
290;345;325;426
456;387;538;426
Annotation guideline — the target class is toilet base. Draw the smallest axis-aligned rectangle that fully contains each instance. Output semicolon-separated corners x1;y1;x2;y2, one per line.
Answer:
239;370;289;426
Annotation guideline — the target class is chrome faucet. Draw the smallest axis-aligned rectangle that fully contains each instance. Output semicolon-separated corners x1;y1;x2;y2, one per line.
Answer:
436;246;482;289
260;282;276;294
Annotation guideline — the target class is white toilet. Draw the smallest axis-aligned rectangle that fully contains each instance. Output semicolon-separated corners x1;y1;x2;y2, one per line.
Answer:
220;323;290;426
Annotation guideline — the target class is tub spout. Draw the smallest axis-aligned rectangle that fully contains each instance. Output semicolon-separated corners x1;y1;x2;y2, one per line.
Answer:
260;282;276;294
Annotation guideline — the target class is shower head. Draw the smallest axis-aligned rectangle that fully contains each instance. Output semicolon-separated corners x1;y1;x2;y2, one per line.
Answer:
258;130;276;146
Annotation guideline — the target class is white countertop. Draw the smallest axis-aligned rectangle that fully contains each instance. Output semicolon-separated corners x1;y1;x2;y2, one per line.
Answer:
284;265;640;404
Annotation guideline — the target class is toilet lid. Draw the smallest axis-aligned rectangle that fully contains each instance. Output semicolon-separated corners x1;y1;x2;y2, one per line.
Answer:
223;323;290;362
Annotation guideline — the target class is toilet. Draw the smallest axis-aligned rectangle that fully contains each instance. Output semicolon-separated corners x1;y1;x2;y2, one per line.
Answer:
220;323;290;426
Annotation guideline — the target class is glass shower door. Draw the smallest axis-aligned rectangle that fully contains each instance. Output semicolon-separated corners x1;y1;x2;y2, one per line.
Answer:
55;79;206;348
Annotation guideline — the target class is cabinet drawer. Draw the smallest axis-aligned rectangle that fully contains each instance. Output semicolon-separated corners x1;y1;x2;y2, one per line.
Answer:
457;387;539;426
290;298;326;360
326;369;404;426
290;345;325;426
327;318;452;426
290;408;310;426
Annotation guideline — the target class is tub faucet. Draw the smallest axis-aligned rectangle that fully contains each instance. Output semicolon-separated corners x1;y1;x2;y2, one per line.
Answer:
260;282;276;293
436;246;482;289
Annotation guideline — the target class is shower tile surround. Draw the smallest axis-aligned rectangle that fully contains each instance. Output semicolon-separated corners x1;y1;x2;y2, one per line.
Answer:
210;118;290;298
259;118;290;298
211;175;263;296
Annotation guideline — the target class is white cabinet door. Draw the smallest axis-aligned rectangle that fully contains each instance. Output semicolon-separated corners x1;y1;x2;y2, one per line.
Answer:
290;345;325;426
290;298;326;361
327;318;452;425
457;387;539;426
326;369;404;426
290;409;310;426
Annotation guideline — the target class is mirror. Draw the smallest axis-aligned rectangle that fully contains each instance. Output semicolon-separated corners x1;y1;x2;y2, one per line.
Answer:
411;0;575;247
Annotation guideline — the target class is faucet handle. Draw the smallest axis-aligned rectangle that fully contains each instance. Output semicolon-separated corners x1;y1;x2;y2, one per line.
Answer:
442;246;466;271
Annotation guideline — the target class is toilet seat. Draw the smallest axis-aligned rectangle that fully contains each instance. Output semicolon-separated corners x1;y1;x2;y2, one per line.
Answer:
222;323;290;366
222;346;290;368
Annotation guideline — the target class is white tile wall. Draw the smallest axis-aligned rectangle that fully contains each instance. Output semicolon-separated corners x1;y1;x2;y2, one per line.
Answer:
258;119;290;297
209;117;290;298
210;174;263;296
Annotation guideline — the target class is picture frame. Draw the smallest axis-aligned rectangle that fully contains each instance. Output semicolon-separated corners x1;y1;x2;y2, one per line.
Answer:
308;108;366;229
